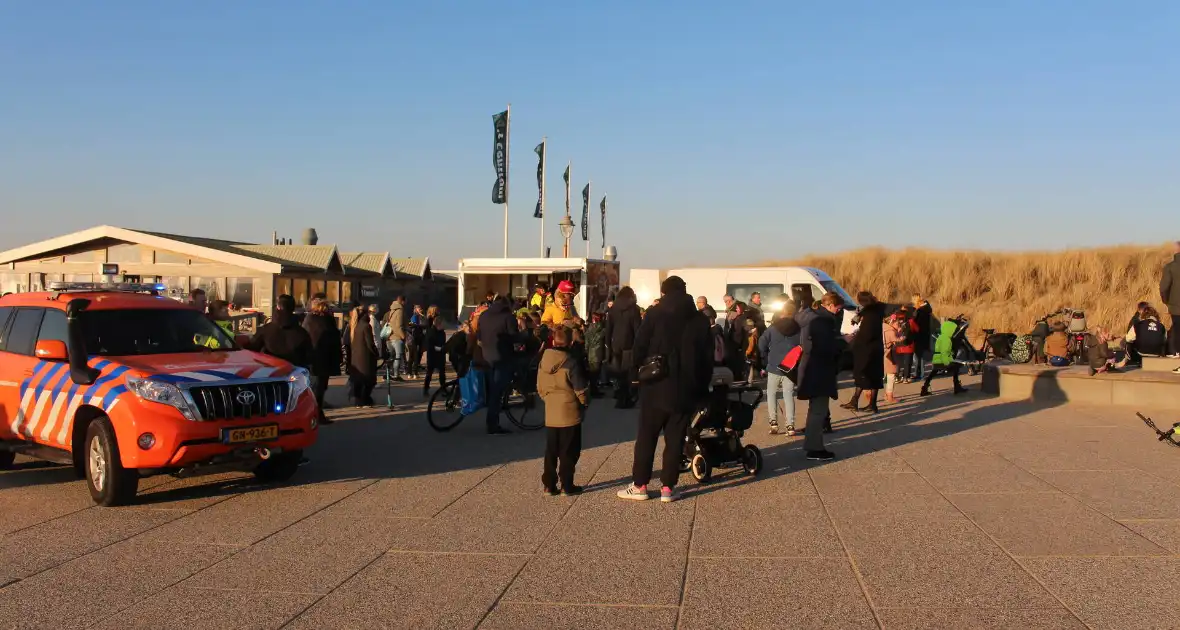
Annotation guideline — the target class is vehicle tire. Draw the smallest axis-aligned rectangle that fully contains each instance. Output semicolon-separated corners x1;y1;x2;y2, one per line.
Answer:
253;450;303;483
84;417;139;507
427;381;466;432
0;450;15;470
690;454;712;483
741;445;763;475
1009;335;1032;364
505;390;543;431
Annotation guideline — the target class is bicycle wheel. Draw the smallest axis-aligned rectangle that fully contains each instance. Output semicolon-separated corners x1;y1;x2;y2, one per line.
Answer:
503;388;543;431
427;380;466;432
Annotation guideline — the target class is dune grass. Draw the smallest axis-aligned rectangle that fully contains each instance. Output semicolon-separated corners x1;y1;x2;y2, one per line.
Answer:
757;245;1174;339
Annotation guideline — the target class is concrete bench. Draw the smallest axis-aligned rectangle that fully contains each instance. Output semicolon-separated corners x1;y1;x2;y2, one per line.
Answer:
982;362;1180;409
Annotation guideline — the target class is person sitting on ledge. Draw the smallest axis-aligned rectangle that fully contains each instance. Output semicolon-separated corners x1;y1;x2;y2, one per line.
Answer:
1126;305;1168;361
1086;327;1122;376
1044;321;1071;367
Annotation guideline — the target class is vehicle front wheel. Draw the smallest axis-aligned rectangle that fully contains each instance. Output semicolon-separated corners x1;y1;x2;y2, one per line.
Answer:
253;450;303;483
84;418;139;507
0;450;15;470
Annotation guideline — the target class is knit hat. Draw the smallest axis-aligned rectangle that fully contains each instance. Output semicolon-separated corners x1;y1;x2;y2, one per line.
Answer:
661;276;687;295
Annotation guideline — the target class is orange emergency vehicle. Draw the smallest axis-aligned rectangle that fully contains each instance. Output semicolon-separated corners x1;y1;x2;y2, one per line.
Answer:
0;283;319;506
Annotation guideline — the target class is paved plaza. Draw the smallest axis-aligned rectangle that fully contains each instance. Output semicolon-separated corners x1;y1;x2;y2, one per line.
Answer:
2;375;1179;629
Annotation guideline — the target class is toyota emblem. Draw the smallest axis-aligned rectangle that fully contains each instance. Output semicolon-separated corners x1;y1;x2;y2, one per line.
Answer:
236;390;257;405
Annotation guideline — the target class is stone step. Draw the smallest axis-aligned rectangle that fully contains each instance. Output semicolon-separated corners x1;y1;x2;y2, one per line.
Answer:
1141;355;1180;373
983;362;1180;410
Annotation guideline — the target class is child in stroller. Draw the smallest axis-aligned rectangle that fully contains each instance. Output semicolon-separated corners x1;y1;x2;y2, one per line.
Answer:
681;367;765;483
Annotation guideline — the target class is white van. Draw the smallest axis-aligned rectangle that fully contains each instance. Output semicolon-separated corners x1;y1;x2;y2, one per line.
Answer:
628;267;860;335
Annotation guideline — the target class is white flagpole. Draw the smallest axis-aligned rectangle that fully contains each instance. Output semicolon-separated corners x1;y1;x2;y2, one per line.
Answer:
503;103;510;258
539;136;546;257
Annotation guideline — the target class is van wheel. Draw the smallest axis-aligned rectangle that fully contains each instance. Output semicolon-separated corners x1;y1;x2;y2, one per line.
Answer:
253;450;303;483
84;418;139;507
0;450;15;470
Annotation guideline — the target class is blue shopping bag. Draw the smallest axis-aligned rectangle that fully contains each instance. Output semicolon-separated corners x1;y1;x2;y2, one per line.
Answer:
460;367;487;416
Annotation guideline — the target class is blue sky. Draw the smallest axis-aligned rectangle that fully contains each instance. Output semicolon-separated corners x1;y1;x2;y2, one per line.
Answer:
2;1;1177;270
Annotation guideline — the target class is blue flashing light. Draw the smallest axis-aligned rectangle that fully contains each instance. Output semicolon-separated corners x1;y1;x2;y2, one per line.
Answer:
154;284;166;291
274;404;284;413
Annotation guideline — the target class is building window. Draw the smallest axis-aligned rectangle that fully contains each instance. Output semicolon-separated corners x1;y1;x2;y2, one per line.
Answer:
228;277;255;309
326;281;340;305
191;277;225;301
341;281;353;305
276;277;292;299
311;279;326;300
160;276;188;299
291;278;310;306
107;243;144;264
0;272;26;294
64;274;93;283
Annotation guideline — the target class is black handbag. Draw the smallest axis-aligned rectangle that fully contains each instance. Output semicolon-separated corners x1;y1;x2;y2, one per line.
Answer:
637;354;668;384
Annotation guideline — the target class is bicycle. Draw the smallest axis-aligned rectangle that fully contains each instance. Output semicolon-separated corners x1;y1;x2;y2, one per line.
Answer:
427;365;543;432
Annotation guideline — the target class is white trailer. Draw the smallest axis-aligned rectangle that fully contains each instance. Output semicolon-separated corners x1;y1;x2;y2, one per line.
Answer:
628;266;860;335
457;257;621;321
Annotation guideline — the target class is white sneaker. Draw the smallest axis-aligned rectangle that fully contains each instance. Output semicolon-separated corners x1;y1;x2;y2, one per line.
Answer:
1172;366;1180;374
617;484;650;501
660;486;677;503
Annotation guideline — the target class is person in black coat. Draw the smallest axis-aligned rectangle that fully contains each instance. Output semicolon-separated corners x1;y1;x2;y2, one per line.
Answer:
606;286;642;408
347;304;379;407
796;292;849;461
912;294;934;378
477;296;520;434
302;298;342;424
843;291;886;413
247;294;313;369
617;276;712;503
422;317;448;397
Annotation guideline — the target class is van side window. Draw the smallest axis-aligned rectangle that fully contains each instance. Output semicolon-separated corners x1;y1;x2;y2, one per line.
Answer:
725;284;783;307
790;284;822;309
37;309;68;345
0;307;13;351
5;308;46;356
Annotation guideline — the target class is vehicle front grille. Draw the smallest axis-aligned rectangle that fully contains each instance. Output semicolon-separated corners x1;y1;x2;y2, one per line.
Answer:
188;381;291;421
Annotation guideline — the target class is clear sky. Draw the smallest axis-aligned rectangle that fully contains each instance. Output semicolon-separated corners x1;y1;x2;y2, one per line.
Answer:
2;1;1177;270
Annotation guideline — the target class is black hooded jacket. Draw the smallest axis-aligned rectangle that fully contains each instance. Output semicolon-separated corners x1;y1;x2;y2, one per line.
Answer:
247;311;313;369
632;289;712;414
302;313;342;377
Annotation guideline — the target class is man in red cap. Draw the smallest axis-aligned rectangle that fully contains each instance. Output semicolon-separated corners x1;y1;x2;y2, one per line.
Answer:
542;280;578;327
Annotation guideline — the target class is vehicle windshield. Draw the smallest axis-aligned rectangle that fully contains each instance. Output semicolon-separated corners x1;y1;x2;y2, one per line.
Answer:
81;308;237;356
820;281;858;310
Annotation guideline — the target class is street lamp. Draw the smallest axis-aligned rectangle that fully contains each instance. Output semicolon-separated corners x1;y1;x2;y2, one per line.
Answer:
558;214;574;257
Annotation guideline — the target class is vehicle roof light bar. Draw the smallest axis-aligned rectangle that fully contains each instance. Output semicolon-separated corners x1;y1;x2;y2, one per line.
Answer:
48;281;167;294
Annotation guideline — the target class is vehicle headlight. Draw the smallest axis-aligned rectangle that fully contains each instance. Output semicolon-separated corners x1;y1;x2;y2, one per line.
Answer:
126;376;199;421
286;368;311;412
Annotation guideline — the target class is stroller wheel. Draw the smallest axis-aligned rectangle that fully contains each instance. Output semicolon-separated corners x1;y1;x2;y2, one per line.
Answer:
690;454;712;483
742;445;763;475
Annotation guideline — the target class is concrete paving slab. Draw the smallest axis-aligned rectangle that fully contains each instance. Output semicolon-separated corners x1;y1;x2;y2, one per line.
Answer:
185;509;424;593
1037;470;1180;520
901;447;1055;493
692;494;844;558
876;607;1086;629
812;473;963;521
805;441;915;476
130;471;252;511
328;467;499;518
1119;519;1180;554
1023;556;1180;630
505;490;694;606
144;480;372;546
948;492;1168;557
0;506;182;579
479;602;678;630
0;481;96;535
0;538;235;629
679;557;877;629
984;437;1133;472
90;586;318;630
285;551;526;630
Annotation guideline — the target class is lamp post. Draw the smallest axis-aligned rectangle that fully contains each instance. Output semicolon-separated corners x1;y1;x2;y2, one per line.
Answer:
559;214;574;257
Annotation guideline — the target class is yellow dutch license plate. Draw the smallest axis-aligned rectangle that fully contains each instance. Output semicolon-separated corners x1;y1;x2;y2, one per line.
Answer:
222;424;279;444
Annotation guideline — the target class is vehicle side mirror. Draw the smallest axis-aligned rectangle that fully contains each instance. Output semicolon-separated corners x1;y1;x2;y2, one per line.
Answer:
34;340;69;361
236;334;251;347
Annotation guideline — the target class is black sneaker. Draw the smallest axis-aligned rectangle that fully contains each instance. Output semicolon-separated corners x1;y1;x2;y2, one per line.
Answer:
806;450;836;461
560;485;584;496
954;386;968;395
542;487;559;497
919;389;932;397
487;426;512;435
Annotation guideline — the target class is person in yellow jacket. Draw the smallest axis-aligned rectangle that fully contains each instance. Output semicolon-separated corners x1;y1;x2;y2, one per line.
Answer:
541;280;579;327
529;285;547;311
199;300;236;348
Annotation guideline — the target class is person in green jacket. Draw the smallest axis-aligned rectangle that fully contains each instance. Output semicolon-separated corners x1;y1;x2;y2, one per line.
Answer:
920;319;967;396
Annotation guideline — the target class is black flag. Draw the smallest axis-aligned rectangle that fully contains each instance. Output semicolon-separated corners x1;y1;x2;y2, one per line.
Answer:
533;141;545;218
581;183;590;241
600;195;607;247
563;164;570;218
491;110;508;204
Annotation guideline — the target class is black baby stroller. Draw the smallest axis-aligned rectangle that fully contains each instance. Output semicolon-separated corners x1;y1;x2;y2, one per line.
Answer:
682;368;765;483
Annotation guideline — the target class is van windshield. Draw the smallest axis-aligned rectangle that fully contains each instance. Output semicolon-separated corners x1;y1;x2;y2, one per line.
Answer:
81;309;237;356
820;281;858;309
